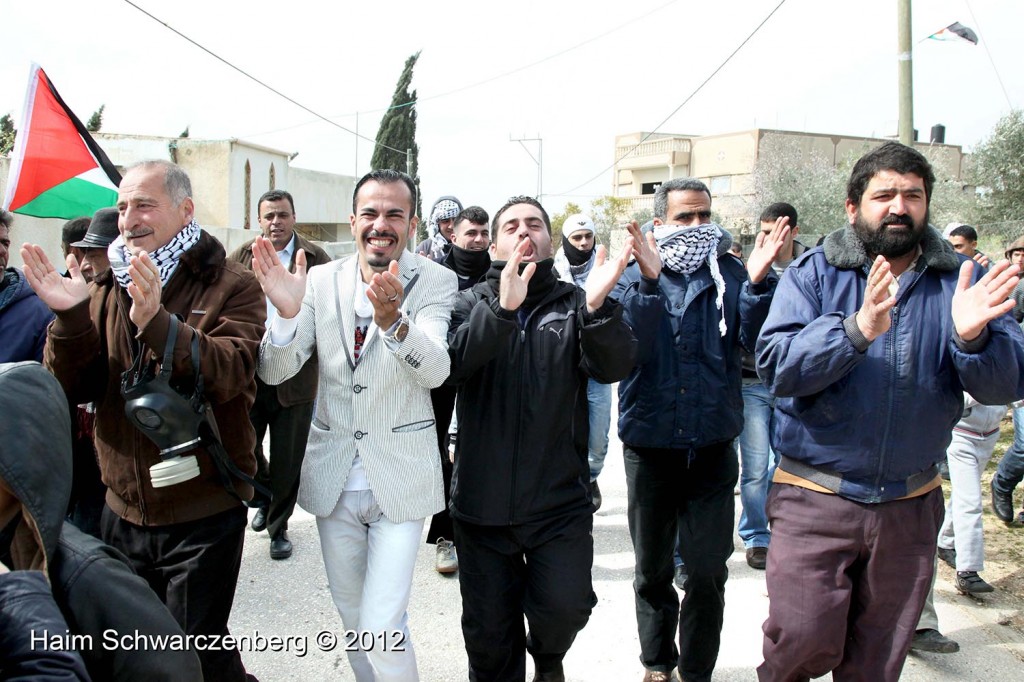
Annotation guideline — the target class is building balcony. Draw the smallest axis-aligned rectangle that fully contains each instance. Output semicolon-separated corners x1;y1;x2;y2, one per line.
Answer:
615;137;691;171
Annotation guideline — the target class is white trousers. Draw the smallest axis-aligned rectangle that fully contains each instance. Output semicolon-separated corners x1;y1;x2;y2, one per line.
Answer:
937;429;1001;571
317;489;425;682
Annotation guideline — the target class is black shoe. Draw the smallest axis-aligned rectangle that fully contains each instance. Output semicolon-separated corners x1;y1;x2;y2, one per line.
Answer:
991;479;1014;523
531;665;564;682
270;531;292;560
937;546;957;569
251;506;268;533
909;628;959;653
746;546;767;570
673;563;687;591
590;479;602;512
955;570;994;595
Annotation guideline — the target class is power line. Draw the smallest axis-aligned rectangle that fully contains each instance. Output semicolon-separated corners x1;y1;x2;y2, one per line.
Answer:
237;0;682;140
964;0;1014;109
549;0;789;198
120;0;406;154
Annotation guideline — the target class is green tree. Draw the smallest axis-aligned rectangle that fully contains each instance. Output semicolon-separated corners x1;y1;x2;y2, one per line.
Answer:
0;114;16;155
549;201;583;245
371;52;422;240
86;104;105;133
179;126;190;138
589;195;630;248
970;109;1024;222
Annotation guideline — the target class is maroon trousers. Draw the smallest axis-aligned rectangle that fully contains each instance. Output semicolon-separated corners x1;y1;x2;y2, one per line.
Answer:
758;484;943;682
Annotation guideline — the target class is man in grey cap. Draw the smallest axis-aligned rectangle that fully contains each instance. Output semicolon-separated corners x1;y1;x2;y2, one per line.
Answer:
70;207;119;284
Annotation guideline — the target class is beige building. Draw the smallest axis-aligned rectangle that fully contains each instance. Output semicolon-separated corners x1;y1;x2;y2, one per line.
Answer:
612;128;967;231
2;134;357;268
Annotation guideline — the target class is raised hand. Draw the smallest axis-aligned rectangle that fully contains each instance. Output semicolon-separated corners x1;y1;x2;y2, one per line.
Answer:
584;236;634;313
855;255;897;343
952;259;1019;341
973;252;991;270
626;221;661;280
126;251;163;329
747;215;791;284
499;237;536;312
20;244;90;312
252;236;306;319
366;260;404;330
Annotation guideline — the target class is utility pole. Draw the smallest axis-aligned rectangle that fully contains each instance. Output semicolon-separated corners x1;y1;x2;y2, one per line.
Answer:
897;0;914;145
510;135;543;202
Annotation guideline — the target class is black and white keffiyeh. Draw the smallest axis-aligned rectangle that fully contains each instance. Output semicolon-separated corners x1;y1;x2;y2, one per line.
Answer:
108;219;202;290
653;222;728;335
426;198;462;259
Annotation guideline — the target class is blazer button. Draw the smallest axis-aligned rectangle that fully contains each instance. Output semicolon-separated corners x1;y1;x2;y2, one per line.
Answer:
354;431;365;439
353;385;364;393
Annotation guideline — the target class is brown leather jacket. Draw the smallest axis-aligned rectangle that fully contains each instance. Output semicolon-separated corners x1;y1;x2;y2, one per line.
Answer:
45;231;265;526
228;233;332;406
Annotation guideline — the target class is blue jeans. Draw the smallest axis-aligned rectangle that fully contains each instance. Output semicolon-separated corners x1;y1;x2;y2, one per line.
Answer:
738;382;776;549
994;404;1024;498
587;379;612;480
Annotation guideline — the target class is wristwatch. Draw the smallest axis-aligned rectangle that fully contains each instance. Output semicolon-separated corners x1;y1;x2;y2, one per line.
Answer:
394;315;410;342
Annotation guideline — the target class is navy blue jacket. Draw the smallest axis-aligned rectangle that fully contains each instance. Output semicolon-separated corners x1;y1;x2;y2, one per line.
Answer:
0;268;54;363
757;226;1024;503
613;242;776;451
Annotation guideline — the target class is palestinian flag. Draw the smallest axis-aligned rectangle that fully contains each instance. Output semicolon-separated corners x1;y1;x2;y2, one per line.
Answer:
926;22;979;45
2;63;120;219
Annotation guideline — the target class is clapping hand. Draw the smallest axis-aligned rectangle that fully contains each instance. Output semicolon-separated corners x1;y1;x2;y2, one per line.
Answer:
252;236;306;319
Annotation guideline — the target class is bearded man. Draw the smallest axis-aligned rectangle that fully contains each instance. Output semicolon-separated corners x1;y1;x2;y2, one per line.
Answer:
756;141;1024;681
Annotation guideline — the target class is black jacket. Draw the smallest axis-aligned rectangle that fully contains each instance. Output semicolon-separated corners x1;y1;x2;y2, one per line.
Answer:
0;362;202;682
446;263;637;525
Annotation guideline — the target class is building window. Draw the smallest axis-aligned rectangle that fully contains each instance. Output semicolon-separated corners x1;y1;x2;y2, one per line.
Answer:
641;182;661;195
244;160;251;229
709;175;731;195
269;163;276;190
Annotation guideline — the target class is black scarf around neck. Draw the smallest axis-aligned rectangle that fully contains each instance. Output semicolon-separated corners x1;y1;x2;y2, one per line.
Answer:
449;244;491;282
561;234;594;267
486;258;558;311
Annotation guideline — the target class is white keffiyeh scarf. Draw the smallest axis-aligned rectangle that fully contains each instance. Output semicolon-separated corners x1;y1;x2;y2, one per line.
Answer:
653;222;727;335
108;219;202;289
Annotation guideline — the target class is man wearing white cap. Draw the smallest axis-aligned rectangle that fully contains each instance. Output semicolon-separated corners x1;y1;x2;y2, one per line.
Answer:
554;213;612;510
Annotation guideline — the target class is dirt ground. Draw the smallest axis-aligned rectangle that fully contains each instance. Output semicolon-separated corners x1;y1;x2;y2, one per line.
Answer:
941;415;1024;633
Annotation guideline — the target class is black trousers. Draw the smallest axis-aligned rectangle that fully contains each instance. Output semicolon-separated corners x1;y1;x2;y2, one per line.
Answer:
453;511;596;681
426;384;457;544
101;505;248;682
624;442;738;682
250;378;314;539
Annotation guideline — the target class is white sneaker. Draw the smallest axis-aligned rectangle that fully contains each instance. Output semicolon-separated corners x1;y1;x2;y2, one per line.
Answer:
435;538;458;574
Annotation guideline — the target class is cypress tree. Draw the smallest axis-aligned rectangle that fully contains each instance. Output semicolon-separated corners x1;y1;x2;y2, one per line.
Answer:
371;51;423;237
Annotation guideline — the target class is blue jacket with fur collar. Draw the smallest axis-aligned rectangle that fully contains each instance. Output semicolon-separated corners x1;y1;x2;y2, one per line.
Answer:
757;225;1024;503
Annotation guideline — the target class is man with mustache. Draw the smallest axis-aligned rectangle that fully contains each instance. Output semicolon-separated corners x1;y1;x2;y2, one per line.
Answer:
613;179;785;682
256;169;457;681
229;189;332;561
757;142;1024;681
426;205;492;575
22;159;265;682
447;196;637;681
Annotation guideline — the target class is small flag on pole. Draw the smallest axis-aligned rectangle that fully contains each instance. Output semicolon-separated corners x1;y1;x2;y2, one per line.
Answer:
926;22;979;45
2;63;121;220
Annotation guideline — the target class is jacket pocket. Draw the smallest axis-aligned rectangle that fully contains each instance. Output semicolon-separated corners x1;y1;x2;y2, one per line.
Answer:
392;419;435;433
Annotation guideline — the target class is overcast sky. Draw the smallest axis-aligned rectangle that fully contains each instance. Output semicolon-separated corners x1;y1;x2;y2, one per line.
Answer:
4;0;1021;222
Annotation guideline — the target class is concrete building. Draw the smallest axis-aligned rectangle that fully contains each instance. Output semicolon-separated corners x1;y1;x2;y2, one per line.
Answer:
611;128;967;233
1;134;357;268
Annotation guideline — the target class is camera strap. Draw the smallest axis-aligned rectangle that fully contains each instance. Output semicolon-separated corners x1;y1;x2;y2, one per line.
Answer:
177;321;272;507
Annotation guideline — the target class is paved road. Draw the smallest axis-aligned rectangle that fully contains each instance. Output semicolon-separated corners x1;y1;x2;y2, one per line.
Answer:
231;428;1024;680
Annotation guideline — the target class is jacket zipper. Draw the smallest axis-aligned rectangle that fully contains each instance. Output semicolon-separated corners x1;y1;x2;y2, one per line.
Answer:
509;326;526;525
115;286;149;523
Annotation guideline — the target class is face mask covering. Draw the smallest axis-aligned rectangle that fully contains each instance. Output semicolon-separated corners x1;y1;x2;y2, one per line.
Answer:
654;223;728;335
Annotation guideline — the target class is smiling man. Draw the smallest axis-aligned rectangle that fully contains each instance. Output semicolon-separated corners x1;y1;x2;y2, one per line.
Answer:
447;195;637;681
229;190;331;561
256;169;457;681
757;142;1024;680
22;159;265;682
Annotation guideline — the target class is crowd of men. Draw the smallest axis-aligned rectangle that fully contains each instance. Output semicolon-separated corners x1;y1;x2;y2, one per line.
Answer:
1;139;1023;682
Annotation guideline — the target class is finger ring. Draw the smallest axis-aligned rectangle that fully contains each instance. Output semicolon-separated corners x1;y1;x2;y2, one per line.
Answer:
388;294;398;302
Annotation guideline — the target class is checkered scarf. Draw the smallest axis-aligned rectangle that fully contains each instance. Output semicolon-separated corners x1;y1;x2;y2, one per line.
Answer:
108;219;202;289
653;222;728;335
426;199;462;258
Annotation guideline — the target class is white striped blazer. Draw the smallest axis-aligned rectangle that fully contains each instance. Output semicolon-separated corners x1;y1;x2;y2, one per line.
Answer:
258;250;458;522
